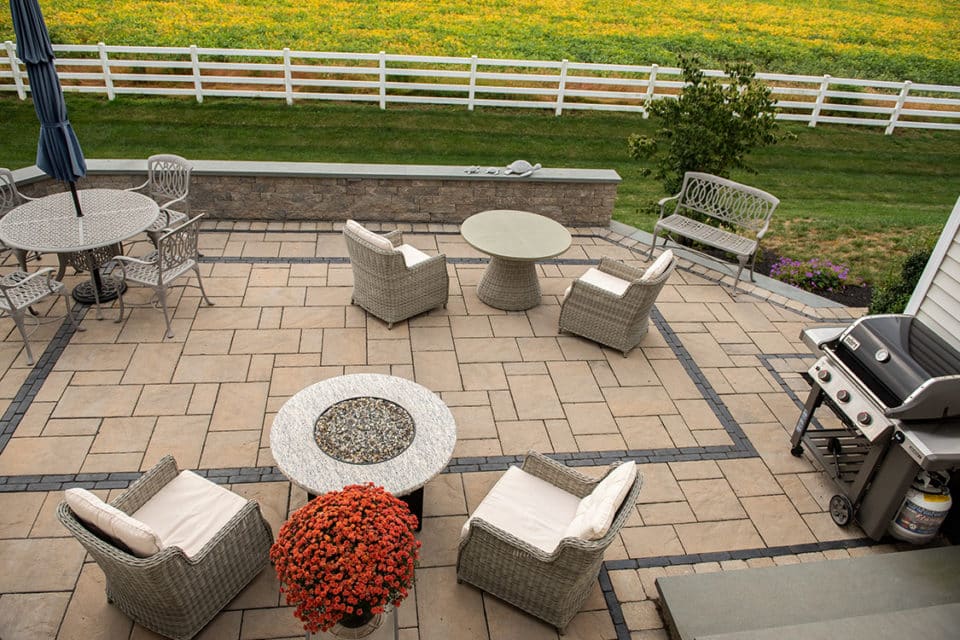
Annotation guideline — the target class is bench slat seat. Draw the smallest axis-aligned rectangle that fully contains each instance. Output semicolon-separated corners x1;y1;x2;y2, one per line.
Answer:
656;214;758;257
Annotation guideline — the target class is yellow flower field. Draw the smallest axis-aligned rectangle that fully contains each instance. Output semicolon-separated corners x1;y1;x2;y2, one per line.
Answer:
2;1;958;83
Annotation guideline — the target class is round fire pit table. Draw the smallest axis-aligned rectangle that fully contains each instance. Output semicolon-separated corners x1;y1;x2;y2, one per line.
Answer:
270;374;457;529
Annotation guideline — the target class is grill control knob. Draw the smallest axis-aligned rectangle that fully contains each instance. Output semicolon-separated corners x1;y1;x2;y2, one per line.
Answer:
817;369;831;382
857;412;872;426
836;389;851;403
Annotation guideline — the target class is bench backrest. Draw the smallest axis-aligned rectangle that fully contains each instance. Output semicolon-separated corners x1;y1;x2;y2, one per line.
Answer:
677;172;779;234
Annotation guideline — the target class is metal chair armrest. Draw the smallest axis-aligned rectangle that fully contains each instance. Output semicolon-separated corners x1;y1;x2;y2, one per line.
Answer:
126;180;150;193
657;194;680;219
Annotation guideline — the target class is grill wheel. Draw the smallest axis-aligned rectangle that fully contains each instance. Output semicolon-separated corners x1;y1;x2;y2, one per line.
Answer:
829;494;854;527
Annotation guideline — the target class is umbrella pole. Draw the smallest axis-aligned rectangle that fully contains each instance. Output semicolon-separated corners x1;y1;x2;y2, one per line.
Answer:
68;181;83;217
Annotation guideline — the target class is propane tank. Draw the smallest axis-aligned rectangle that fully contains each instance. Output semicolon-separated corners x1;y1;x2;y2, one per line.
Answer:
889;470;952;544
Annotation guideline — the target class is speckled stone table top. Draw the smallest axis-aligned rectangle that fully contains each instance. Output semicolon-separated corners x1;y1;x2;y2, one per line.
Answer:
270;374;457;497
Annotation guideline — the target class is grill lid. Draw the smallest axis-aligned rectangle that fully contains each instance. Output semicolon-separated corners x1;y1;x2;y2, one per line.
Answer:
831;315;960;420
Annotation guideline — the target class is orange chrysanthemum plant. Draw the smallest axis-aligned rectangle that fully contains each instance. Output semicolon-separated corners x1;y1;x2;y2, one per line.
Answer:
271;484;421;633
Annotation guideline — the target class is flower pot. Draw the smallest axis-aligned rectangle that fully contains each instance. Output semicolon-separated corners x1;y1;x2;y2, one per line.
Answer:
305;607;390;639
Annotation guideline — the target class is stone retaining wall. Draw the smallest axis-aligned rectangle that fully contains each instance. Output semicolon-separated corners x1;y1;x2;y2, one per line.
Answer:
15;160;620;226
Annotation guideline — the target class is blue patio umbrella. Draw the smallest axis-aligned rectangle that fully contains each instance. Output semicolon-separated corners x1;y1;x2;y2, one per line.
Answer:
10;0;87;216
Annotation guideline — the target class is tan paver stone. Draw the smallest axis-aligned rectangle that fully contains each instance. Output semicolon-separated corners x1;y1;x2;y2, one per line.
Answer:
0;538;85;592
650;360;701;400
416;566;487;640
201;276;250;298
455;337;521;363
240;241;282;257
680;478;746;521
54;343;135;371
705;322;751;344
239;607;305;640
424;473;467;517
606;353;659;387
670;461;722;480
675;519;763;554
183;330;234;355
189;383;220;415
723;303;777;332
82;452;144;472
634;463;685;504
518;337;565;361
487;315;534;338
673;399;723;430
199;430;260;468
0;434;92;475
603;387;675;417
41;418;100;437
575;433;626;451
418;515;466;568
745;557;777;569
135;383;193;416
193;306;262;330
117;309;192;344
547;361;604;402
0;592;71;639
701;368;735;394
609;568;646;601
556;336;605;361
564;402;618;435
617;417;675;450
33;370;72;402
639;501;697;525
677;333;734;368
564;609;618;640
723;393;777;424
410;326;455;351
243;286;306;307
366;317;408;339
692;430;733;446
588;361;619;387
508;374;564;420
90;417;156;453
368;339;413;365
621;524;684;558
230;329;300;354
760;392;804;428
797;471;837;511
450;405;497;439
71;370;124;386
719;367;776;394
306;285;353;306
268;366;343;397
656;302;717;323
209;382;269;431
741;495;817;546
803;511;868;542
11;401;53;437
326;266;355;287
484;594;558;639
544;419;577;452
281;306;345;329
143;415;209;469
461;470;503;513
248;354;275;381
413;350;463;392
504;362;548;376
497;420;554;455
450;316;493;338
0;492;45;538
460;363;507;391
453;438;503;457
717;459;781;497
740;423;815;474
397;584;418;629
751;331;795;354
173;355;251;383
248;267;288;287
441;391;489;406
657;415;693;448
777;474;823;514
622;600;664;631
319;327;367;365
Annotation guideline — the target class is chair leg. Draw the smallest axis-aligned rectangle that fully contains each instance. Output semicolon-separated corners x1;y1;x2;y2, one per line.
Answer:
114;282;126;325
748;251;759;282
192;265;214;307
62;293;83;332
647;227;660;260
732;256;748;295
156;287;174;339
11;310;35;366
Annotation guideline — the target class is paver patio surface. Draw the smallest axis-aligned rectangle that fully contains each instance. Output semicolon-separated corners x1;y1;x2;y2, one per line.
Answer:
0;221;907;640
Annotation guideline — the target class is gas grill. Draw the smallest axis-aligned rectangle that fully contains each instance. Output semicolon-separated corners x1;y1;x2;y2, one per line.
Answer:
791;314;960;540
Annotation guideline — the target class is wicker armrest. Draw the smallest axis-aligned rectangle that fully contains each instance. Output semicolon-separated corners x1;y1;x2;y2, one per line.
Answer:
383;229;404;247
186;500;274;563
459;516;559;563
596;257;645;283
112;455;180;514
406;252;448;273
520;451;600;498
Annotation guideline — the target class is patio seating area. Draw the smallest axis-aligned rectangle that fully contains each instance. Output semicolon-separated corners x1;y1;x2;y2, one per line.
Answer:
1;217;918;640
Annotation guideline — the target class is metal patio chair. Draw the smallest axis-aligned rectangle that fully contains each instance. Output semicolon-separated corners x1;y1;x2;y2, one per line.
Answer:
0;167;36;270
0;267;81;365
127;154;193;247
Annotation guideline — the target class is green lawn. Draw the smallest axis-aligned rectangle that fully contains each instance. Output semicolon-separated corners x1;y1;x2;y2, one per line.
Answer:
3;94;958;285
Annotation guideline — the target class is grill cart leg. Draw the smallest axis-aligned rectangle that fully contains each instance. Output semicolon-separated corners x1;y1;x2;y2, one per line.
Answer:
791;385;824;457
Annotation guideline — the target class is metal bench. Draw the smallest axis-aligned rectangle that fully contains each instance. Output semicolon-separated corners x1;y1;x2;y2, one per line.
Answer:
648;171;779;293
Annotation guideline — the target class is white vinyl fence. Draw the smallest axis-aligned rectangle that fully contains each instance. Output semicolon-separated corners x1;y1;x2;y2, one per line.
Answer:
3;42;960;135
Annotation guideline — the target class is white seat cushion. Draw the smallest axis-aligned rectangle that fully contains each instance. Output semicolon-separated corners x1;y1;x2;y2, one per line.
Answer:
346;219;394;252
65;488;162;558
579;267;631;296
564;461;637;540
642;249;674;281
460;466;581;553
396;243;432;267
133;470;248;559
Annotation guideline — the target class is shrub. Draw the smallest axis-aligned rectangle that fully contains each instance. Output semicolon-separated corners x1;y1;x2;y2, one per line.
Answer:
627;55;784;194
770;256;850;293
868;249;932;314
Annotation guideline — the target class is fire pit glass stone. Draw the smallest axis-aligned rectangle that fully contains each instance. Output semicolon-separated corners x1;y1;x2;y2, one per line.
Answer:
314;397;415;464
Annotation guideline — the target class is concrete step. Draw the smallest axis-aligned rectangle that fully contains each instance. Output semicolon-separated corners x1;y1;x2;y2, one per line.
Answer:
656;546;960;640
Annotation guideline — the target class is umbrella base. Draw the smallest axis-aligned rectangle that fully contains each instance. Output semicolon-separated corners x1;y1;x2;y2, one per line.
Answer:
72;277;125;304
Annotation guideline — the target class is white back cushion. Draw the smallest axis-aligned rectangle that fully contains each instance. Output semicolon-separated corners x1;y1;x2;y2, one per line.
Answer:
642;249;674;281
133;470;248;559
346;219;394;251
564;461;637;540
578;267;631;296
65;487;162;557
396;244;432;267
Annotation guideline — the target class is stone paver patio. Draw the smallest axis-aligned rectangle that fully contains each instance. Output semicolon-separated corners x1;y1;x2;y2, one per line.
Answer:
0;220;904;640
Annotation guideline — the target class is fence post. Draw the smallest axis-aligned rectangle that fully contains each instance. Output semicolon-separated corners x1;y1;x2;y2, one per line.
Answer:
468;55;478;111
97;42;115;101
885;80;912;135
190;45;203;103
5;41;25;100
378;51;387;110
643;63;659;118
283;47;293;106
555;59;568;116
809;74;831;128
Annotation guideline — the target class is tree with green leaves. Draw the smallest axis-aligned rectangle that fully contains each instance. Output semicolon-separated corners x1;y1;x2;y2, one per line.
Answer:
628;56;783;194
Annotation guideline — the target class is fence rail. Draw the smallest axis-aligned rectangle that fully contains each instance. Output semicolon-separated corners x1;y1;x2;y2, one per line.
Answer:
3;42;960;134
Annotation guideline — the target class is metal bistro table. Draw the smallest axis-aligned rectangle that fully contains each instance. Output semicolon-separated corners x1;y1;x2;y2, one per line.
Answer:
270;374;457;531
461;209;572;310
0;189;159;309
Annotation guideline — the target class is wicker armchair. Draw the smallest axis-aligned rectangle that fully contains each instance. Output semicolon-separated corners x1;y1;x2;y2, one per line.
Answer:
127;154;193;247
558;254;676;357
456;451;643;633
343;220;449;328
57;455;274;640
0;167;35;270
